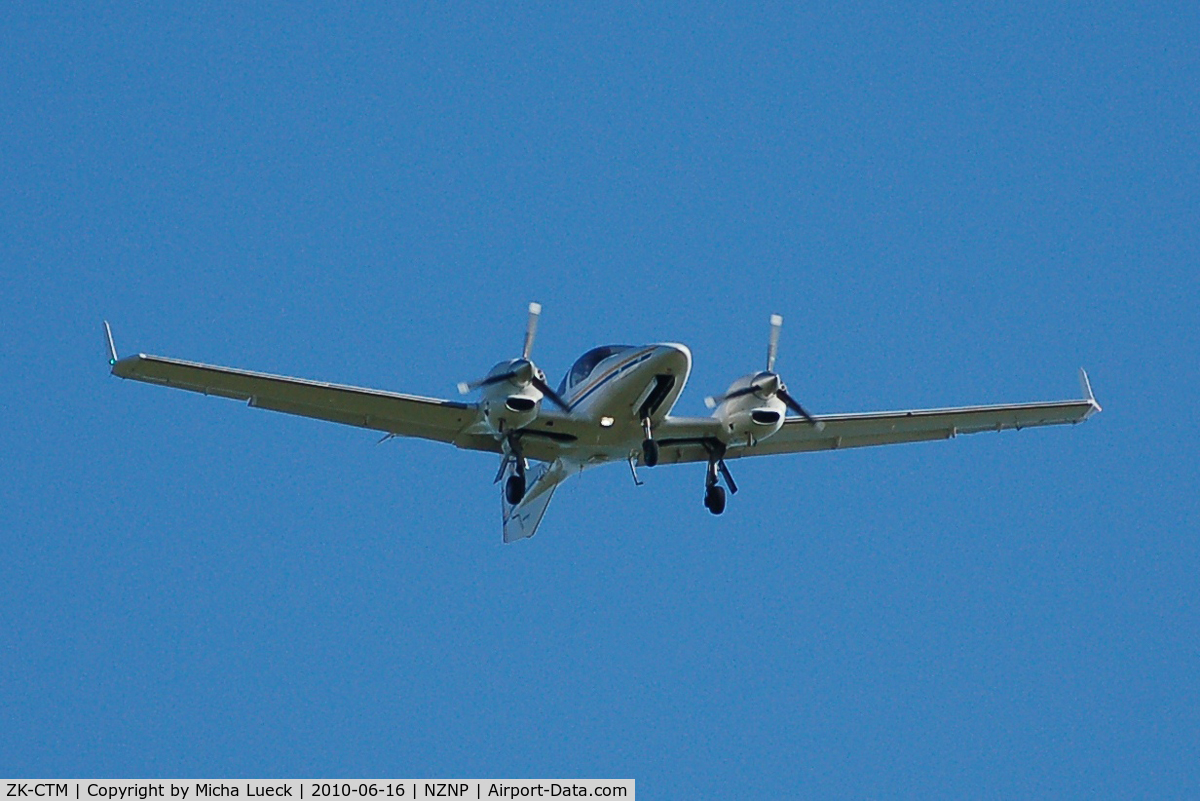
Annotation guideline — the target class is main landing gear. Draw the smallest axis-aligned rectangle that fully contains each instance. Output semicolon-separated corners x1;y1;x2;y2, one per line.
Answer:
501;435;527;505
506;472;526;505
702;442;737;515
704;483;726;514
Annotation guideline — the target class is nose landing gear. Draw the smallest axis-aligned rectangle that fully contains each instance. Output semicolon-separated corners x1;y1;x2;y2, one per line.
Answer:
642;438;659;467
641;417;659;467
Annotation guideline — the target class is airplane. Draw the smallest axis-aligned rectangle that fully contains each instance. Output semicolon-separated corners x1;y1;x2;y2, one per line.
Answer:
104;305;1101;542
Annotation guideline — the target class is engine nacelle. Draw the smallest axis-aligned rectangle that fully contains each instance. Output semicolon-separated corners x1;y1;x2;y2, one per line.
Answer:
479;359;547;434
711;374;786;445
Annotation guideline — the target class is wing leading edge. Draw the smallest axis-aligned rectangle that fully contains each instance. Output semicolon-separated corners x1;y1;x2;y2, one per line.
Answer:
112;354;500;453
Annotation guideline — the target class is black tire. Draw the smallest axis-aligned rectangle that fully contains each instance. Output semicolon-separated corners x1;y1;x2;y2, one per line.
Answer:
505;474;526;505
642;438;659;467
705;484;726;515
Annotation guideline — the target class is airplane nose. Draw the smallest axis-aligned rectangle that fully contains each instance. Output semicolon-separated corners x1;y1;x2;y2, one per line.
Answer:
656;342;692;375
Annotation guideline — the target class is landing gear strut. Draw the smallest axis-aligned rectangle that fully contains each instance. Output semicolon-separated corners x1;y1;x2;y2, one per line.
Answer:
641;417;659;467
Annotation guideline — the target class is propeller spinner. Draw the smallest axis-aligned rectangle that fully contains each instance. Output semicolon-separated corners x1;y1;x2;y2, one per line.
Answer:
705;313;824;429
457;302;569;410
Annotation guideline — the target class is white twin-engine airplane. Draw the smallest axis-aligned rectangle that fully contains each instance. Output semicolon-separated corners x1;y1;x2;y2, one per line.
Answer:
106;305;1100;542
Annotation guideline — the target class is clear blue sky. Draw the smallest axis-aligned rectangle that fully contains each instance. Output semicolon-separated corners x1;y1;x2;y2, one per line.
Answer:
3;2;1197;795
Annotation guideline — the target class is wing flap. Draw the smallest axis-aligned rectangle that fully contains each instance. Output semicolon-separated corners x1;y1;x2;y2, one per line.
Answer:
113;353;495;450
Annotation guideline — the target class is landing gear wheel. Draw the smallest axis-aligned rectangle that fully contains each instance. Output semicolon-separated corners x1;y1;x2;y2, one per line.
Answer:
505;473;526;505
704;484;726;515
642;438;659;467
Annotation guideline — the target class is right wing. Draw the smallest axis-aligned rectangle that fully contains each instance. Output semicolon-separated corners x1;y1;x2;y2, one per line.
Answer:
650;370;1100;465
112;353;501;453
728;396;1100;460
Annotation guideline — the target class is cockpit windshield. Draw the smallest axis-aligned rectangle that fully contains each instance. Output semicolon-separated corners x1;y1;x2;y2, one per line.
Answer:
557;346;633;395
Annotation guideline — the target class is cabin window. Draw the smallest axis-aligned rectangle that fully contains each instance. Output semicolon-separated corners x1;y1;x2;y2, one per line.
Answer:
558;346;632;394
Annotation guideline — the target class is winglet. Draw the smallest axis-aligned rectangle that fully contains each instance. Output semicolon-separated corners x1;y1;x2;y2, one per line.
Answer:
104;321;119;366
1078;368;1102;417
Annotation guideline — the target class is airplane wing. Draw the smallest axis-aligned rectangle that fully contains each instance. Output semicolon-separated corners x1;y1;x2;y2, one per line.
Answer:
728;396;1100;460
111;353;501;453
502;459;572;542
652;371;1101;465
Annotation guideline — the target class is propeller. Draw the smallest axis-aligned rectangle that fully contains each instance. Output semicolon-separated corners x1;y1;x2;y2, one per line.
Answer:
457;302;570;411
522;301;540;360
767;312;782;372
704;313;824;430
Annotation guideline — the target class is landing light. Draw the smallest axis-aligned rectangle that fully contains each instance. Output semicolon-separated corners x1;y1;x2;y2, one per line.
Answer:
600;416;615;428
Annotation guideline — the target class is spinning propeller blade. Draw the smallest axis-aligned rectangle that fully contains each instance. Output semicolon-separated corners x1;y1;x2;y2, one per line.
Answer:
767;313;782;372
457;370;519;395
522;302;541;360
704;385;756;409
531;376;569;411
777;387;822;429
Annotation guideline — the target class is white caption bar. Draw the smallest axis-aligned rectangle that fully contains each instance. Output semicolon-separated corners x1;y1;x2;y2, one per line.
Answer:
1;782;634;801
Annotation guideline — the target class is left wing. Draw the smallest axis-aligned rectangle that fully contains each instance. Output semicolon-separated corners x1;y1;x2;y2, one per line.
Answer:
112;353;501;453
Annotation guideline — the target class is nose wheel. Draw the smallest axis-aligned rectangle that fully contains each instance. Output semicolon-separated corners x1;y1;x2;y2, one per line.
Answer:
642;438;659;467
641;417;659;467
